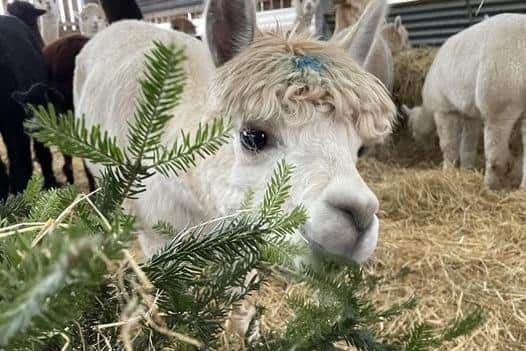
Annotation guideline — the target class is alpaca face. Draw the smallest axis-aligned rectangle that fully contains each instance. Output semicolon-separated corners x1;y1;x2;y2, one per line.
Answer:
294;0;320;16
79;3;107;38
404;105;436;143
222;115;381;264
205;0;395;264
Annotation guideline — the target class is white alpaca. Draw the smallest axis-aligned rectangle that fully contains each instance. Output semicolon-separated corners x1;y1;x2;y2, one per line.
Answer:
381;15;410;56
292;0;319;34
74;0;396;263
78;3;107;38
35;0;59;44
332;0;394;91
403;14;526;189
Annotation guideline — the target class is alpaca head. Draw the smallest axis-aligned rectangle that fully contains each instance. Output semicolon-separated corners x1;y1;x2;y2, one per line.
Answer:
293;0;320;17
78;3;107;38
204;0;395;264
7;1;46;28
403;104;436;143
171;16;196;35
382;15;410;55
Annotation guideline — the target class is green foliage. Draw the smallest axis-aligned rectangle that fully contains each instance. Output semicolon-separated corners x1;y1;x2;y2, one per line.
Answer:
0;40;482;351
154;118;230;177
26;107;126;167
250;265;482;351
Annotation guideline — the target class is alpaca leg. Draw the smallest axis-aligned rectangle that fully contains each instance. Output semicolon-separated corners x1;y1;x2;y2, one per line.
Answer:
434;112;461;169
0;118;33;194
483;116;519;189
0;159;8;201
63;154;75;185
33;140;58;189
460;118;482;169
83;160;97;192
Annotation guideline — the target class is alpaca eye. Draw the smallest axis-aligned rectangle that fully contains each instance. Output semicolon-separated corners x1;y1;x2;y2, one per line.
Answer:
358;146;368;158
240;129;267;153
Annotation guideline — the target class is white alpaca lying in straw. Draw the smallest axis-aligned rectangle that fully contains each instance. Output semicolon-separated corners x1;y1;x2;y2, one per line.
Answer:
74;0;395;263
292;0;319;34
78;3;107;38
35;0;59;44
403;14;526;189
332;0;394;92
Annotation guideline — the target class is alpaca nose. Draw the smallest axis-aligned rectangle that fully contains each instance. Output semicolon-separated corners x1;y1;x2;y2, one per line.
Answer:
324;181;379;233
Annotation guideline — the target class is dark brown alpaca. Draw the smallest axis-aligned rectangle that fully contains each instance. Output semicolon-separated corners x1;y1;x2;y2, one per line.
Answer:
43;34;96;190
38;1;145;191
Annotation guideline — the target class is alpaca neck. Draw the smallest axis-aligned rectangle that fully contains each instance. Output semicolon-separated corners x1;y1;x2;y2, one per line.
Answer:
294;12;314;33
334;5;359;33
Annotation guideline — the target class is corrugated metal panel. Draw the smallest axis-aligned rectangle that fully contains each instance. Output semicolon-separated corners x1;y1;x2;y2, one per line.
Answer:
137;0;204;15
138;0;526;44
387;0;526;46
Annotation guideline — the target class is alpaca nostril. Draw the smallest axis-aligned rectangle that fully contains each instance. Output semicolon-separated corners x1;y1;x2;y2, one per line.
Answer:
332;203;375;233
325;193;379;233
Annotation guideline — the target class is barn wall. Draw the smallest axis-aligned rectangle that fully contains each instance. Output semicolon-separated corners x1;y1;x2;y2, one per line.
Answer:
137;0;203;22
387;0;526;46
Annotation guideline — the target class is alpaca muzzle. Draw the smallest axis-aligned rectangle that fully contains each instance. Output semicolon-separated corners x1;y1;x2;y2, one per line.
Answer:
302;179;380;264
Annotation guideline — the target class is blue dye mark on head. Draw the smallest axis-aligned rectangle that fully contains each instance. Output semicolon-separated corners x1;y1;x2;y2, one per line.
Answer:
293;55;323;73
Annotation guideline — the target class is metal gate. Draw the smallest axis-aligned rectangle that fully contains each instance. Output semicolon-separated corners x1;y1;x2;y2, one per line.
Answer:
2;0;86;35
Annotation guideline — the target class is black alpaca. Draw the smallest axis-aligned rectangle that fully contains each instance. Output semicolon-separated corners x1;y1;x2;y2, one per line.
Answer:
0;14;58;200
6;0;45;47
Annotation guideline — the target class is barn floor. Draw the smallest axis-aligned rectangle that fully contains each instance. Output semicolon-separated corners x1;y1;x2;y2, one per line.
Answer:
1;130;524;350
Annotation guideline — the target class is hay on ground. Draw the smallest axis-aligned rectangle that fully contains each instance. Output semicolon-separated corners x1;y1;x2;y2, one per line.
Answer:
393;47;438;108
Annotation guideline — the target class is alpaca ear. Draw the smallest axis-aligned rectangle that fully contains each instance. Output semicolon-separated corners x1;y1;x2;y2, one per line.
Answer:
394;15;402;29
205;0;256;67
334;0;388;66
